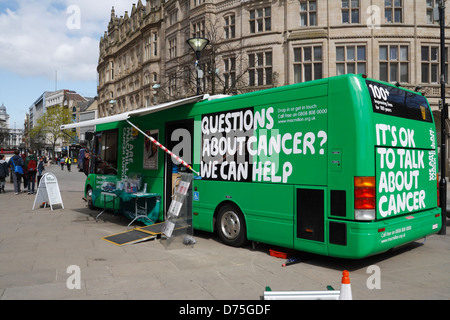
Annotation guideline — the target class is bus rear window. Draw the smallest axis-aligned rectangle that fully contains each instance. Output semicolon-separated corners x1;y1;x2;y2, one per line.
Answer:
366;80;432;123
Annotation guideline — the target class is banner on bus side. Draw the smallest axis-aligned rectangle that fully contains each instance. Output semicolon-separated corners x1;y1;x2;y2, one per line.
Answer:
200;104;328;184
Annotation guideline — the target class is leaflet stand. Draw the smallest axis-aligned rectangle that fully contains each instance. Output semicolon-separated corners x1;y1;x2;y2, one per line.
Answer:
32;172;64;211
161;173;194;249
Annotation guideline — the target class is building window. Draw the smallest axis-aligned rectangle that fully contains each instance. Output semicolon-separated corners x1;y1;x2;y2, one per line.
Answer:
72;107;77;122
168;9;178;26
194;0;205;6
336;45;366;75
224;15;236;39
379;45;409;83
249;7;271;33
426;0;438;24
192;20;205;38
293;46;323;83
300;0;317;27
144;36;151;61
143;73;150;86
421;45;448;83
168;73;177;97
248;51;272;86
110;62;114;81
169;38;177;59
223;57;236;89
152;32;158;57
342;0;360;24
385;0;402;23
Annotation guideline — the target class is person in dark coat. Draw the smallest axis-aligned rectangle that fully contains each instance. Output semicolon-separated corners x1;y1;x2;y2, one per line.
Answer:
37;156;45;186
0;154;9;193
8;149;24;194
83;152;90;176
25;150;38;194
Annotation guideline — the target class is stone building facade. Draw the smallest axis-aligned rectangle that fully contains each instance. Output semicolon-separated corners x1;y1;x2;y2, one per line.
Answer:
97;0;450;118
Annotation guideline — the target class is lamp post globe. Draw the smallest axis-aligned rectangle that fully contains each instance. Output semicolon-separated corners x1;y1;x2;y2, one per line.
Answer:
187;37;209;95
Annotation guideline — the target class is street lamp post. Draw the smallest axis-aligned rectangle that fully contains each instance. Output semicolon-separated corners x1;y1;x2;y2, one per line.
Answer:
187;37;209;95
439;0;447;235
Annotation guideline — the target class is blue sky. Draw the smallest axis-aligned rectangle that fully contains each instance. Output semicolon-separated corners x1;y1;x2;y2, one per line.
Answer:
0;0;136;129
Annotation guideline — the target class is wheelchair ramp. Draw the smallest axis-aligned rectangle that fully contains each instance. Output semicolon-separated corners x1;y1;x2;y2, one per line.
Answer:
138;221;166;235
102;222;166;246
102;229;156;246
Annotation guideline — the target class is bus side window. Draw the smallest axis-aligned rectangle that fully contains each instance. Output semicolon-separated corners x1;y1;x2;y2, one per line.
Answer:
93;130;118;175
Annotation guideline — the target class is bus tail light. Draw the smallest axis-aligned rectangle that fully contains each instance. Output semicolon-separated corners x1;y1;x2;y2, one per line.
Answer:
354;177;376;221
437;174;439;207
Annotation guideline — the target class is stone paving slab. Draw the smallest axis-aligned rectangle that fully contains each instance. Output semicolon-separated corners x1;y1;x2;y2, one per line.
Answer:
0;165;449;302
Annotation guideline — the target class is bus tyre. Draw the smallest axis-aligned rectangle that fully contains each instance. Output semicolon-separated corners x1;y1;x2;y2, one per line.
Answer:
216;205;248;247
86;187;95;210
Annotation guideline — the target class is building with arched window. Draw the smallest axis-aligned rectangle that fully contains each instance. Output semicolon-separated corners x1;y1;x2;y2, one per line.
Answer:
0;102;24;149
97;0;450;170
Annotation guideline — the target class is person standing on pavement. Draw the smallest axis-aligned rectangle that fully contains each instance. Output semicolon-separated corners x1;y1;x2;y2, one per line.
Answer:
0;154;9;193
21;152;28;192
8;149;24;194
83;151;90;176
25;150;38;194
37;156;45;186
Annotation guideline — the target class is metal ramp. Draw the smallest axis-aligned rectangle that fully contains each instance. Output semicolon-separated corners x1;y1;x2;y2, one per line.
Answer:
102;221;165;246
138;222;166;235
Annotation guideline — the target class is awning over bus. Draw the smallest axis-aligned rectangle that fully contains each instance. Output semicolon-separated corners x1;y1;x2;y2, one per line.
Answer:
60;95;205;130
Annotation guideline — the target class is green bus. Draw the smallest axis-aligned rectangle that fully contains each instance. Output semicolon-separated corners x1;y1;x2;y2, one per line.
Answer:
63;74;442;259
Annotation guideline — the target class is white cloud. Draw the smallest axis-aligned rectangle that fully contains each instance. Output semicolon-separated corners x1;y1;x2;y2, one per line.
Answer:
0;0;135;82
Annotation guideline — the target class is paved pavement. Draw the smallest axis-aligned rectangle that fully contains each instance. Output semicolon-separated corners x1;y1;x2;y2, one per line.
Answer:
0;165;449;302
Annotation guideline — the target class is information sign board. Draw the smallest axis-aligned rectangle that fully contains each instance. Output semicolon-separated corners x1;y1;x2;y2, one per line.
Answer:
32;172;64;210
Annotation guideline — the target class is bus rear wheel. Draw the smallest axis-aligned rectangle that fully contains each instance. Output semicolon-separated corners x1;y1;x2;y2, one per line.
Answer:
216;205;247;247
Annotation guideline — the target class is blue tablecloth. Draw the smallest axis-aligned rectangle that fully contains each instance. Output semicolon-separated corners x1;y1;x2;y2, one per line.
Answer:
92;189;161;225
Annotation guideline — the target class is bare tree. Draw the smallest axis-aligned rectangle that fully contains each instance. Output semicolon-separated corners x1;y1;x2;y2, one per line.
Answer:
160;16;252;101
200;17;251;96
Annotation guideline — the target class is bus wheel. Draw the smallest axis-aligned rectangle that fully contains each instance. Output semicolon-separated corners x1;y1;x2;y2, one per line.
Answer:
86;186;95;210
216;205;247;247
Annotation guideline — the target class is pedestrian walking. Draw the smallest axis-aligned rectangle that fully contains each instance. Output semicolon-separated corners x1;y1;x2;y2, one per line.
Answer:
8;149;24;195
60;157;65;170
0;154;9;193
37;156;45;186
65;156;72;172
21;152;28;192
25;150;38;194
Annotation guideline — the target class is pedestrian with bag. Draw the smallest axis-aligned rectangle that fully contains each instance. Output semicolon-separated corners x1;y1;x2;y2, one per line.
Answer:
25;150;38;194
0;154;9;193
65;155;72;172
8;149;24;195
